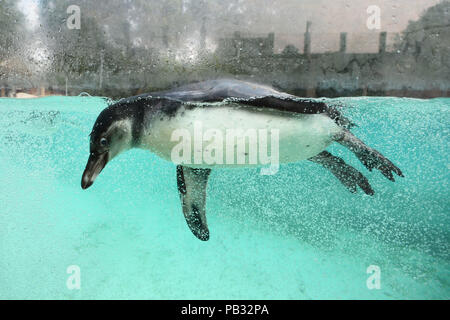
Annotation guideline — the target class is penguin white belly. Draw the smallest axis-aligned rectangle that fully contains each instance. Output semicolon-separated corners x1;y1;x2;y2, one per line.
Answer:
143;104;342;168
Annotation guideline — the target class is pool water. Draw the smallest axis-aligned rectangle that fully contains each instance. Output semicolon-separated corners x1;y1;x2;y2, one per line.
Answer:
0;96;448;299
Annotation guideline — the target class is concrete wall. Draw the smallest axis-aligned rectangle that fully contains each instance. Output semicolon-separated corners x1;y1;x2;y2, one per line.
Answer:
2;28;449;99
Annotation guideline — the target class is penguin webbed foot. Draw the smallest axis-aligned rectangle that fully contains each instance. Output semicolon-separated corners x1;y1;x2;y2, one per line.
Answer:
310;151;374;196
355;147;404;182
336;129;404;182
334;161;375;195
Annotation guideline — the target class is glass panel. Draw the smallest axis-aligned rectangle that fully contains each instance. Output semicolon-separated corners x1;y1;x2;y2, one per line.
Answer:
0;0;448;300
0;0;447;98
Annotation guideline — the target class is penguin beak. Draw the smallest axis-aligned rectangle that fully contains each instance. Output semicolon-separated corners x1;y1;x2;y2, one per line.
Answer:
81;151;108;189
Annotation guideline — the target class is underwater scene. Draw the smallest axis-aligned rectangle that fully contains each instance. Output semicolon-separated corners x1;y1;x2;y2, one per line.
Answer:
0;96;448;299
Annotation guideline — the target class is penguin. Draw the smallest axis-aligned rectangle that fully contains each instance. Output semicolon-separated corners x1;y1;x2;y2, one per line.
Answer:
81;79;403;241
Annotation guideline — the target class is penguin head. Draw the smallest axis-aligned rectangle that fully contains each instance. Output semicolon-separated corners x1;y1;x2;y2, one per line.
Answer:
81;106;133;189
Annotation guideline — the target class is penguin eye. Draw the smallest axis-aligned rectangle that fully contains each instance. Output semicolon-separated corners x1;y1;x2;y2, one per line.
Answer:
99;137;108;147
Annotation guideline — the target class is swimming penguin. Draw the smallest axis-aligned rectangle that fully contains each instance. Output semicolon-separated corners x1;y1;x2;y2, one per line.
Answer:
81;79;403;241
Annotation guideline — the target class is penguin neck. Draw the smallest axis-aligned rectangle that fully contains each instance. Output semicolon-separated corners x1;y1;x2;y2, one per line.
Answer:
132;111;159;150
131;112;146;148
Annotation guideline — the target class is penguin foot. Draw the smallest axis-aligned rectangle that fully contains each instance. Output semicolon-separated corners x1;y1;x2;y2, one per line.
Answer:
353;147;403;181
309;151;374;195
336;129;404;181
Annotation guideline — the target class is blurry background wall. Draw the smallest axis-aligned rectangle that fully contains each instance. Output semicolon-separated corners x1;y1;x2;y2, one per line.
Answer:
0;0;449;98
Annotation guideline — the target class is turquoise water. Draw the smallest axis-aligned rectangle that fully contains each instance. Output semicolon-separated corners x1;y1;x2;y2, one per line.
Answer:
0;96;448;299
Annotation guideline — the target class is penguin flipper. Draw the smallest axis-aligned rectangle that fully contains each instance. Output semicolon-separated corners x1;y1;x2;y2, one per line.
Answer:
176;165;212;241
